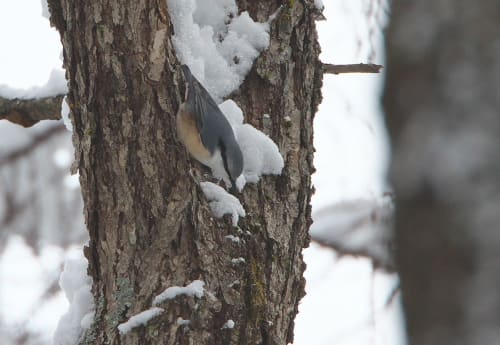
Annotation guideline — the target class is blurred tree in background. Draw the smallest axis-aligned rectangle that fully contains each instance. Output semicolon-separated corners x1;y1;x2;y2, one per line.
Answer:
384;1;500;344
0;123;85;250
0;120;85;344
0;0;398;344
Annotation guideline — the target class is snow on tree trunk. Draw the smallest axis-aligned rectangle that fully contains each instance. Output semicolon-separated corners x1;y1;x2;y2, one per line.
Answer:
47;0;322;344
384;1;500;344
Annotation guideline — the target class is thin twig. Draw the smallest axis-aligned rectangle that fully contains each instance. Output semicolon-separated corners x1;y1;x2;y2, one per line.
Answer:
323;63;383;75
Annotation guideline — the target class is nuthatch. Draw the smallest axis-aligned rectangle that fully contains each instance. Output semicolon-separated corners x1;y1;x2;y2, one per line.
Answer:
177;65;244;192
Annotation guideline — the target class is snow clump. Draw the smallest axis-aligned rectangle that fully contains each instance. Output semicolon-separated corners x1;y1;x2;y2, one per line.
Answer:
200;182;246;226
167;0;270;101
153;280;205;306
314;0;325;11
0;69;67;100
61;96;73;131
52;258;95;345
117;307;164;335
222;319;235;329
218;100;284;189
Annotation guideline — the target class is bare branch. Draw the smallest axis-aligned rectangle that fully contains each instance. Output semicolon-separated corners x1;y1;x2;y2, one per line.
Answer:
310;196;395;272
0;95;64;127
0;124;66;168
312;237;396;272
323;63;383;75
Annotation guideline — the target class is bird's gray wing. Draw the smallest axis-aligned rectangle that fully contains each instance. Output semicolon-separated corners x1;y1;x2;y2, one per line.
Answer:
193;83;231;154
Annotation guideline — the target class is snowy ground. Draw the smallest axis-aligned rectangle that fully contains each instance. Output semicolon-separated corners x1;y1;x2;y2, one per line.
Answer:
0;0;406;344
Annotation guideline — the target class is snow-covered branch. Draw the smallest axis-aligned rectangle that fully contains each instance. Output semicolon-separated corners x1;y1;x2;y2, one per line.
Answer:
310;196;395;271
0;95;63;127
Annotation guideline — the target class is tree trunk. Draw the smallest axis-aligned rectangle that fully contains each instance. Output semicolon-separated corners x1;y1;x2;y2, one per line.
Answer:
384;1;500;344
47;0;322;344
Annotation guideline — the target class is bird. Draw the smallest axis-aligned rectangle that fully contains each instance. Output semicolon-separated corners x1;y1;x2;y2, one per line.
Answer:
176;64;244;193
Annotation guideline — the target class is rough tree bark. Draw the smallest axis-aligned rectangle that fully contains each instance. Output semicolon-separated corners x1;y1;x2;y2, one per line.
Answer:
384;1;500;344
46;0;322;344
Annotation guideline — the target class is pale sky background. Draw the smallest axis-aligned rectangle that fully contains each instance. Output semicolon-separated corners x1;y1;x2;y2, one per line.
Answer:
295;2;405;344
0;0;406;344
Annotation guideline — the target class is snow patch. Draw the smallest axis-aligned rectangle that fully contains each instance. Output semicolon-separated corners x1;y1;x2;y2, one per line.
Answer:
231;257;246;265
225;235;241;243
0;69;67;99
229;12;269;51
228;280;240;288
218;99;244;128
53;148;72;168
167;0;270;101
52;257;95;345
314;0;325;11
153;280;205;306
200;182;246;226
177;317;191;326
41;0;50;19
117;307;164;335
236;124;284;183
61;96;73;131
222;319;235;329
218;100;284;187
80;312;94;330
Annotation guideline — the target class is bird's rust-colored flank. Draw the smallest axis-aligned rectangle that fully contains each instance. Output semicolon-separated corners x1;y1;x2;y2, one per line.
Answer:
176;104;212;162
